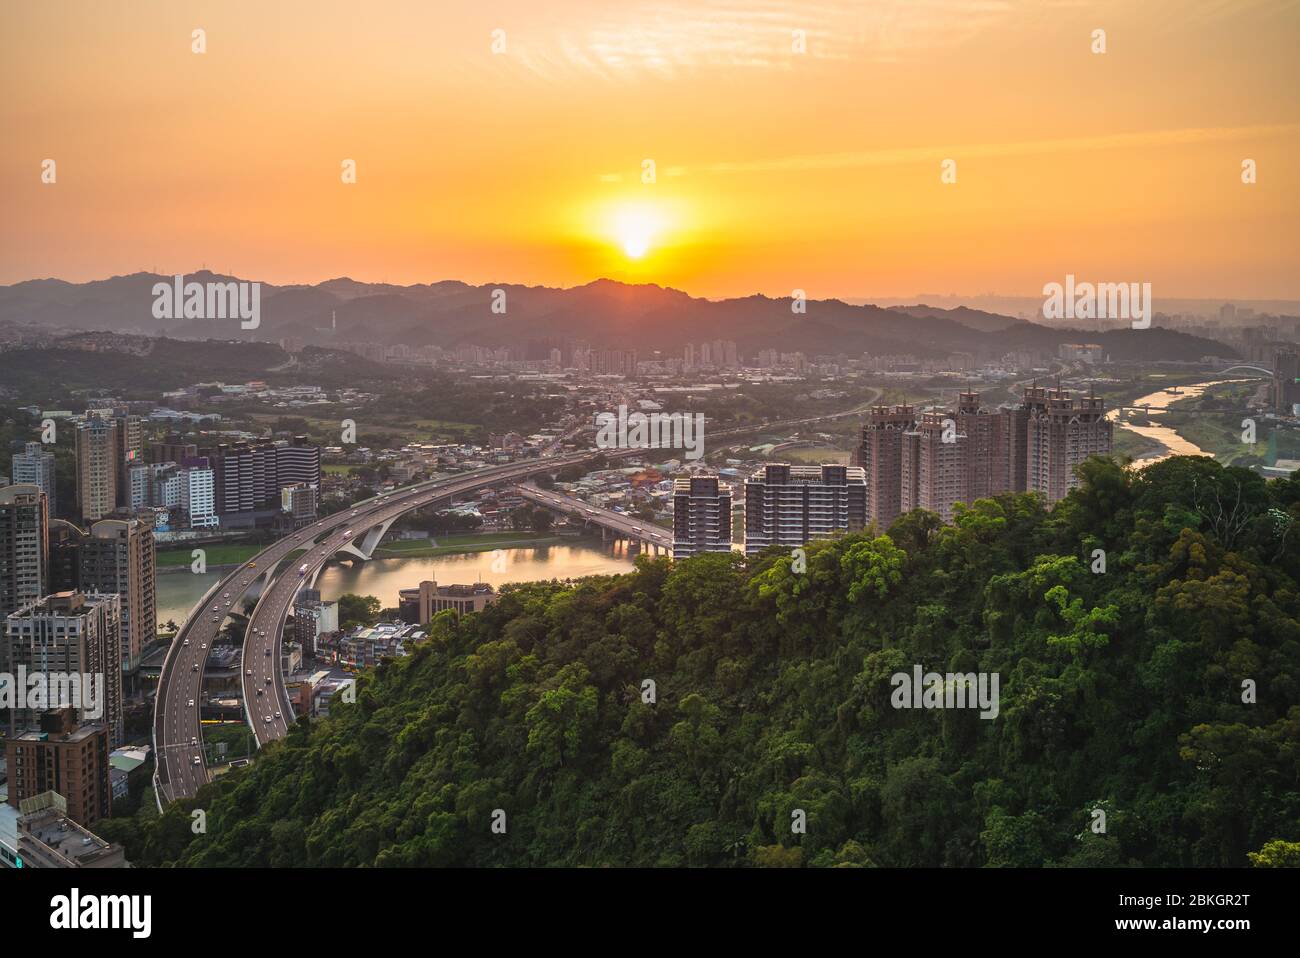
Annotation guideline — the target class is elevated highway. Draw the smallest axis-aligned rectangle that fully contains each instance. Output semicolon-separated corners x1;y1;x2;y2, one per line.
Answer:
153;452;601;802
513;483;672;554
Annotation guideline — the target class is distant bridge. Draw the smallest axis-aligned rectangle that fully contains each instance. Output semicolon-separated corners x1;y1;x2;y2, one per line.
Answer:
515;483;673;555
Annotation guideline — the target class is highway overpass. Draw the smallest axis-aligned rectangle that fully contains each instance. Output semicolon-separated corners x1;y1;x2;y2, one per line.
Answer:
513;483;672;554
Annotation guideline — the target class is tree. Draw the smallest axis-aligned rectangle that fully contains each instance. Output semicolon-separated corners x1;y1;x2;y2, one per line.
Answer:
337;593;381;629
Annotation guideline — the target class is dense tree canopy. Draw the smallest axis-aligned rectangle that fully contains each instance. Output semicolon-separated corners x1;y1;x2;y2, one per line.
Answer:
106;455;1300;867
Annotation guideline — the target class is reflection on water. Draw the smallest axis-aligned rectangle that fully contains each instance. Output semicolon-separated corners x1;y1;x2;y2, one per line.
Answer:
1108;379;1253;466
315;541;638;606
155;540;639;626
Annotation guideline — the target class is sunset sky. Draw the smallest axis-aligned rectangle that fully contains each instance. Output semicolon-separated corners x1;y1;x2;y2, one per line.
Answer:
2;0;1297;299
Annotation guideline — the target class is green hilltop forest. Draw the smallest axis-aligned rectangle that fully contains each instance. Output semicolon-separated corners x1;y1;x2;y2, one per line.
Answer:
106;455;1300;867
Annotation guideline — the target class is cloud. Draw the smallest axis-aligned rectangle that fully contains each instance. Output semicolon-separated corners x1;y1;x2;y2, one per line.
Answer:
686;123;1300;176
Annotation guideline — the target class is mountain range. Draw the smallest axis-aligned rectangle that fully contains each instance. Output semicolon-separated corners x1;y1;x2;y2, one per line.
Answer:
0;272;1232;362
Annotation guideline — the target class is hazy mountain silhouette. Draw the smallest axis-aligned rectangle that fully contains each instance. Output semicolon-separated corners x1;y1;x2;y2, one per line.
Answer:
0;272;1230;361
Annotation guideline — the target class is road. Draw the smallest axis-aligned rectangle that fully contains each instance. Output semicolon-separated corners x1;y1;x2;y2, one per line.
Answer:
514;483;673;551
154;452;618;801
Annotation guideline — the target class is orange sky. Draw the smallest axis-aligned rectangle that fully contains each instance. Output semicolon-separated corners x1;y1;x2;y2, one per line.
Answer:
2;0;1297;299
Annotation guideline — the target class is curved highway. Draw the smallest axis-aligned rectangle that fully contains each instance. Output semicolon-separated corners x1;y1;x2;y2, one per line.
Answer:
154;452;601;801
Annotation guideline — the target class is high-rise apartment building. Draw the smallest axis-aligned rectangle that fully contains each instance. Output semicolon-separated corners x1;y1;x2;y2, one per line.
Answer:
0;485;49;621
11;443;57;519
1026;387;1112;504
955;391;1008;503
114;415;143;509
3;592;123;747
78;518;156;677
743;464;866;554
5;709;113;829
901;413;968;523
74;418;118;523
672;476;733;558
858;405;915;531
182;468;218;528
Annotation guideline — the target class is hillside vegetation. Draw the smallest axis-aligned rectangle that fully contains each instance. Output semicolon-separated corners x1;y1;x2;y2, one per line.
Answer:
107;455;1300;867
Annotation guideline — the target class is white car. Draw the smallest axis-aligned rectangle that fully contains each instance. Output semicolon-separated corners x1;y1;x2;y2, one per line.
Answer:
183;638;190;647
187;699;194;708
246;668;253;676
274;711;281;719
257;689;263;697
200;643;207;650
190;736;197;745
263;716;272;724
223;593;230;599
191;663;199;672
193;756;201;766
265;677;272;685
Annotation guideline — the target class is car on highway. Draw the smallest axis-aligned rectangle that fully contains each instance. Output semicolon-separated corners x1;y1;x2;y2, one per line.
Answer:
257;688;263;697
264;716;272;724
343;530;353;538
246;668;253;676
274;711;282;719
265;648;272;656
193;756;201;766
200;642;206;649
187;699;194;708
633;526;643;533
223;592;230;599
265;677;272;685
190;736;197;745
183;638;190;646
191;663;199;672
351;510;359;517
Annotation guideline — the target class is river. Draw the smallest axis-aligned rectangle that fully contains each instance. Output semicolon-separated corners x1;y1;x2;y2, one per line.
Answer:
1108;379;1255;466
155;539;638;626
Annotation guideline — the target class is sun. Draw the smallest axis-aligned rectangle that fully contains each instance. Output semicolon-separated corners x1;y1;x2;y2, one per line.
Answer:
611;203;664;261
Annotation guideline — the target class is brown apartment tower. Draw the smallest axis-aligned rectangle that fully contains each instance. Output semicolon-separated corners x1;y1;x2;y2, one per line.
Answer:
4;708;112;829
1026;386;1111;504
901;412;968;523
859;405;915;530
